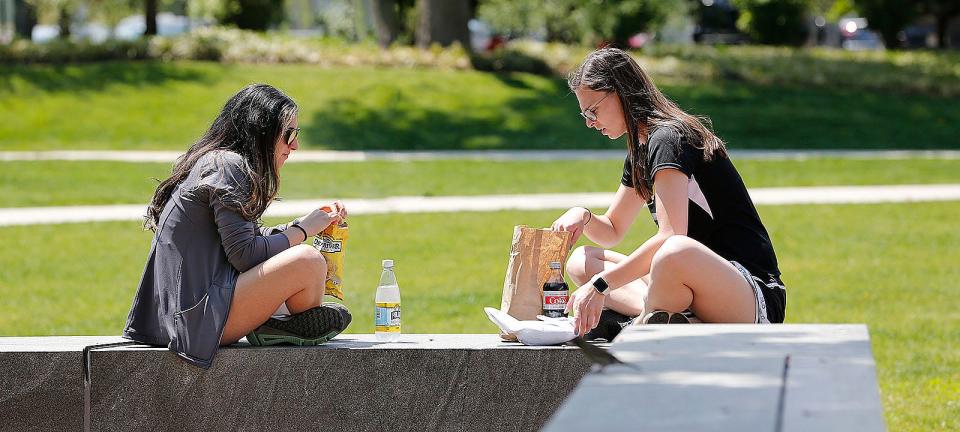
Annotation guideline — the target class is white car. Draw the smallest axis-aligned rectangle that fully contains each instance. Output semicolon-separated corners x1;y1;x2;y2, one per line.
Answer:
114;13;193;40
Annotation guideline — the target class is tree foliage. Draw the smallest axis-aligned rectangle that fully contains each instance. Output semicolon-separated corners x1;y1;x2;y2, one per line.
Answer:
856;0;915;48
216;0;285;31
731;0;811;46
477;0;687;46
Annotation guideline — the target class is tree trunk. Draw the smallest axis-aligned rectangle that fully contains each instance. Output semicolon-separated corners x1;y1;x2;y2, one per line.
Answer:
879;29;901;50
934;14;946;48
13;0;37;39
57;5;70;39
919;0;960;49
145;0;158;36
371;0;400;47
415;0;471;51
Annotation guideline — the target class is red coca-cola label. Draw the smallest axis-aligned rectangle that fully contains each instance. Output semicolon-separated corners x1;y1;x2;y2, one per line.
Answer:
543;292;568;309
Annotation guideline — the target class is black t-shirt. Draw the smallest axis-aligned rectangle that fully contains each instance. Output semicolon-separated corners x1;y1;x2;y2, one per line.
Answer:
621;126;782;280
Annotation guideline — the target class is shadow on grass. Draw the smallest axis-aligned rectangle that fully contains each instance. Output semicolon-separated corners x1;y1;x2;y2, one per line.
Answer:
644;45;960;99
307;76;614;151
664;82;960;150
469;49;555;78
308;74;960;151
0;61;218;94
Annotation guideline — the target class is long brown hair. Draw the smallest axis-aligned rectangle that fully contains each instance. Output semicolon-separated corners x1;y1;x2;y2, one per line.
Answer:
145;84;298;230
568;48;726;200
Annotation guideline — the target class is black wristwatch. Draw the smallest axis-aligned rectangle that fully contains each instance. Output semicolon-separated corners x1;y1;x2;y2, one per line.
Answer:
591;276;609;295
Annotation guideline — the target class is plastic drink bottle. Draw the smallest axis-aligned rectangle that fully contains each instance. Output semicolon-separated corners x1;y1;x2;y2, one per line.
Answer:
542;261;569;318
375;259;401;341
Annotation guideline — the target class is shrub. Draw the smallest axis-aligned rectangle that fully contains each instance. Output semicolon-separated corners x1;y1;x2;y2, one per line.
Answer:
0;38;150;63
470;48;553;75
731;0;811;46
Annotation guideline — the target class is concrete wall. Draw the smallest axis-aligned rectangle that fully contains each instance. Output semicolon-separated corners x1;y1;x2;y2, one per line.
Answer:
1;334;590;432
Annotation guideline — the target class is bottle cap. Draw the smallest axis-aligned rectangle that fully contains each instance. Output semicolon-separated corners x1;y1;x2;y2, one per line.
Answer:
382;259;394;269
549;261;561;269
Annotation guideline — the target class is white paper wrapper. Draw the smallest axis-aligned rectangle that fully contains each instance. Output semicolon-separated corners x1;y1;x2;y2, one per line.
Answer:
484;307;576;346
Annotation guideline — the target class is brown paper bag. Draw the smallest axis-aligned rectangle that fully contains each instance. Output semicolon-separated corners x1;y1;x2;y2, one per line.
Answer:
499;225;574;340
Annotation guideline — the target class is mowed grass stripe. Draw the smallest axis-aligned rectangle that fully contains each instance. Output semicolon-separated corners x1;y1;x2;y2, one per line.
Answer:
2;157;960;208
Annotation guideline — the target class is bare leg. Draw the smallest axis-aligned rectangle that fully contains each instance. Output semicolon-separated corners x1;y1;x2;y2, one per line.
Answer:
219;245;327;345
566;246;651;317
645;236;756;323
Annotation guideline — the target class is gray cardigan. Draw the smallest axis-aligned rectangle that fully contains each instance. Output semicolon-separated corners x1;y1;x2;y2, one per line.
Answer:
123;150;291;368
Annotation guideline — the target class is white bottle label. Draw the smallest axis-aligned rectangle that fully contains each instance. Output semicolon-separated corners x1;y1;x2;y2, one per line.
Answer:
375;302;401;332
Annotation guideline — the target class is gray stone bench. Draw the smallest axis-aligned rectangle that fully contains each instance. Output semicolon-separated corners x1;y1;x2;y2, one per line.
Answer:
543;324;886;432
2;325;885;432
1;334;590;432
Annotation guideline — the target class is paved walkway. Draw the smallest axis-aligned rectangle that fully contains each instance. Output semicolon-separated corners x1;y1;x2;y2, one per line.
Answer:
2;149;960;163
1;184;958;226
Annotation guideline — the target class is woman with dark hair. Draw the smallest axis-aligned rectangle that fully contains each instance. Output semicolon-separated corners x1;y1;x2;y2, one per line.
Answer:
123;84;351;368
552;48;786;338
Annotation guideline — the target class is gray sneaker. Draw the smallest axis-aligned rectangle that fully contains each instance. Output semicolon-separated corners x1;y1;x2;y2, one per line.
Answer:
246;302;352;346
668;312;691;324
637;310;667;324
636;310;691;325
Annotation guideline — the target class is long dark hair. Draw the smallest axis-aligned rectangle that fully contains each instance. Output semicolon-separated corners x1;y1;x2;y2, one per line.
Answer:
568;48;726;200
145;84;298;231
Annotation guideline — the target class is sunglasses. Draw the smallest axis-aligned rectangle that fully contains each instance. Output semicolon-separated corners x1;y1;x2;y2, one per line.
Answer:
284;127;300;145
579;92;612;123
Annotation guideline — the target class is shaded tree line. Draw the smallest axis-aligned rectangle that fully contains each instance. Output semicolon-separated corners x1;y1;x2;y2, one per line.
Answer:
11;0;959;49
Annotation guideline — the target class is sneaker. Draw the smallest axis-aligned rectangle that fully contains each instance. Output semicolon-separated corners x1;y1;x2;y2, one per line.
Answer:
246;302;352;346
585;309;636;341
639;310;671;324
668;312;691;324
635;309;692;325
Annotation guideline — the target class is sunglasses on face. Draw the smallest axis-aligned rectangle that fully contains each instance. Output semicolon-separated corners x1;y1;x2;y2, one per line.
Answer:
284;127;300;145
579;92;612;123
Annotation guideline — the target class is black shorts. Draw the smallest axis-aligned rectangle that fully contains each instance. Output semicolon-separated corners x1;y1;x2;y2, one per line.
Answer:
730;261;787;324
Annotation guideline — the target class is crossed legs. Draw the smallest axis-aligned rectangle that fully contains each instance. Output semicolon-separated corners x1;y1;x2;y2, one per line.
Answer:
219;244;328;345
565;235;757;323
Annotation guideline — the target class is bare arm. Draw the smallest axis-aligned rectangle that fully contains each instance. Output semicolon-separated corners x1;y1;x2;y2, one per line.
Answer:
597;168;689;290
550;184;645;247
568;168;690;335
582;184;646;248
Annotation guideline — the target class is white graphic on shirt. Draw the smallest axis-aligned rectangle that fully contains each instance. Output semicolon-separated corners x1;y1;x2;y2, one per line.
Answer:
649;175;714;224
688;175;714;219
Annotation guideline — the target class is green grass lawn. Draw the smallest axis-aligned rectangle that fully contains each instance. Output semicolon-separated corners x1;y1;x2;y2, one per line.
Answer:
0;203;956;430
1;61;958;151
2;54;958;430
2;157;959;208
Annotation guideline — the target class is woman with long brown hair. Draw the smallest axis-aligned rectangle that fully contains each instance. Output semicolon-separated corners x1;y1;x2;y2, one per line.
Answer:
123;84;351;368
552;48;786;338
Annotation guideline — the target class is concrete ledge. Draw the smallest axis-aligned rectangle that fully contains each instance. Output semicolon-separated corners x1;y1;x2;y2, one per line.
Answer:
1;335;590;432
3;326;887;432
543;324;886;432
1;336;128;431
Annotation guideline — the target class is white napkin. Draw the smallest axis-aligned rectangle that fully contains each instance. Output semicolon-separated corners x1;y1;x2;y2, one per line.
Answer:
484;307;577;346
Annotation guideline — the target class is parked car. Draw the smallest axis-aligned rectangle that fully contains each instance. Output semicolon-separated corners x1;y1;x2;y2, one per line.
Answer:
839;17;884;51
114;13;192;40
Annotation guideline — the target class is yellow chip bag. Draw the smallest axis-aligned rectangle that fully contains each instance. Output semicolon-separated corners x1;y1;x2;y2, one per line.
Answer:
312;219;349;300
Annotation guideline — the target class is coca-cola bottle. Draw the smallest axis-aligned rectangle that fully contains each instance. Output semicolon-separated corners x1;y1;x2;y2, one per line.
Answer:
542;261;569;318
